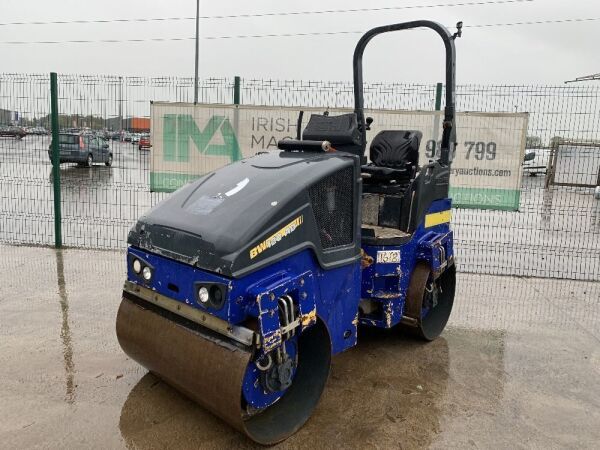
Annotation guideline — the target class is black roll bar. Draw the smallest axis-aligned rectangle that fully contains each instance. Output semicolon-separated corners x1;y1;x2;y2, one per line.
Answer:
353;21;459;166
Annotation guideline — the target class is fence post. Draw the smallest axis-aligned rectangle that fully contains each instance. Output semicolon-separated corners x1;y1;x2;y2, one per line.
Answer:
233;76;241;105
233;76;241;141
50;72;62;248
545;138;559;189
434;82;443;111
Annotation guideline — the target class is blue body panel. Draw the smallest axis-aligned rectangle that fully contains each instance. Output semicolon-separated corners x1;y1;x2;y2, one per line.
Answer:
128;247;361;356
360;198;453;328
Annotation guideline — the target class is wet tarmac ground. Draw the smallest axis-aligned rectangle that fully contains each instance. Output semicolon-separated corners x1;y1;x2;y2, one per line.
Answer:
0;244;599;449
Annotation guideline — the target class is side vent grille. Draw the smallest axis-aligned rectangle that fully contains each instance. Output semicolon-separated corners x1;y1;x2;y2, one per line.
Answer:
309;166;354;249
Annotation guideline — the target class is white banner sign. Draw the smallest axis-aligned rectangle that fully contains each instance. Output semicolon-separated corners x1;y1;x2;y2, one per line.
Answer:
150;102;528;210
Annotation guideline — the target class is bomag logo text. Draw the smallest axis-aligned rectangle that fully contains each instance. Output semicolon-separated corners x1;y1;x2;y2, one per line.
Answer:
249;216;303;260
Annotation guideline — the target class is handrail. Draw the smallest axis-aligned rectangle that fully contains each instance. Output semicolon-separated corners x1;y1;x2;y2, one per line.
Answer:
353;20;459;165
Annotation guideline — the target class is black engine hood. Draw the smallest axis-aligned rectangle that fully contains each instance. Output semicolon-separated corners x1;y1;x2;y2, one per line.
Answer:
128;150;361;278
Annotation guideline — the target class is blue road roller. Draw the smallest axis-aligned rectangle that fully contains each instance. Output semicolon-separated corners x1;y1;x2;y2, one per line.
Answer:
117;20;461;444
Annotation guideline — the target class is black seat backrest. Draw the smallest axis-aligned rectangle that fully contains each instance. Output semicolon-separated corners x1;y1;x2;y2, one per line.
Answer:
369;130;422;169
302;113;363;158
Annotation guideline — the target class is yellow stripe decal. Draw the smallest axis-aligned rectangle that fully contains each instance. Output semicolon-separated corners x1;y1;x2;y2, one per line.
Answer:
425;210;451;228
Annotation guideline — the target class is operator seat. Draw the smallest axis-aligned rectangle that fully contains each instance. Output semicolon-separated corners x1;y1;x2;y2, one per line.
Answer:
362;130;421;187
361;130;423;244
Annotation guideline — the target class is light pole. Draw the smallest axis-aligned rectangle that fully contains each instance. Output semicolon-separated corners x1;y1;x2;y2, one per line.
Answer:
564;73;600;84
118;76;123;131
194;0;200;104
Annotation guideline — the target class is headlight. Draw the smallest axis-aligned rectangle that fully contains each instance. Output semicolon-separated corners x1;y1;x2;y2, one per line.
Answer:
194;283;227;309
132;259;142;274
198;286;209;303
142;266;152;281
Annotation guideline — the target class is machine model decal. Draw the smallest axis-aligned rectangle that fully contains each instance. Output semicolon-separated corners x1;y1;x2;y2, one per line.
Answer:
249;215;304;259
376;250;401;264
424;210;451;228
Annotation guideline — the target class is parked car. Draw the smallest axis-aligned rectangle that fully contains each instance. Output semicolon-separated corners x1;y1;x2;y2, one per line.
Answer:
95;130;110;140
0;125;27;139
131;133;141;144
138;134;151;150
123;132;132;142
523;148;550;176
48;133;113;167
25;126;49;135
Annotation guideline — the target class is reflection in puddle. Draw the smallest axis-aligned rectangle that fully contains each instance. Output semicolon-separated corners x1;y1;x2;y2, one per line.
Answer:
55;249;76;404
119;373;233;449
117;327;502;448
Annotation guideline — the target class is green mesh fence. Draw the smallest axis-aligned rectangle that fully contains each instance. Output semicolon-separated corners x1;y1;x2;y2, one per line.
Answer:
0;74;598;280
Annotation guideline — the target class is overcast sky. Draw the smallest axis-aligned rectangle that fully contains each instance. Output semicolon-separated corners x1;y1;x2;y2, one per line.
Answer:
1;0;598;84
